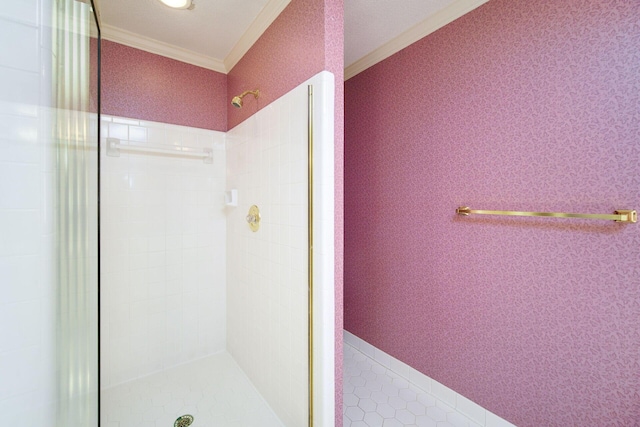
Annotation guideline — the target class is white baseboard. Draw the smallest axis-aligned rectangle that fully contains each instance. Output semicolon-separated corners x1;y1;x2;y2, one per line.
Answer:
343;330;517;427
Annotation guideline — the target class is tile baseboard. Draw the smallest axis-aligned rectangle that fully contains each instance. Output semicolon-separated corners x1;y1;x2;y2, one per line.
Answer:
343;330;517;427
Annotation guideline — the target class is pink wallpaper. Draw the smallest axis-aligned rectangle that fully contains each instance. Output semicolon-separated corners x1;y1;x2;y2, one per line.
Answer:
324;0;345;424
344;1;640;426
226;0;324;130
228;1;344;424
101;40;227;131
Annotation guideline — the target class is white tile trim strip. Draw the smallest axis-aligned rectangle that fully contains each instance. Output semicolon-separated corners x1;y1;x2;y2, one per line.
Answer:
344;330;517;427
311;71;337;427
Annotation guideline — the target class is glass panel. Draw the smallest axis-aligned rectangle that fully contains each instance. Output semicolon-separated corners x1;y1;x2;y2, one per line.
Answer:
0;0;99;425
52;0;100;425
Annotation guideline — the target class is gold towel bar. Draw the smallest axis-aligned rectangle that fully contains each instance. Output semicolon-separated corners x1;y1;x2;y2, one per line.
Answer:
456;207;637;223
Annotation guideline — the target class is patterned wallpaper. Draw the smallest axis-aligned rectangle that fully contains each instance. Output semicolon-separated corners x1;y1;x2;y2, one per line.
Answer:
344;1;640;426
324;0;345;423
226;0;325;130
101;40;227;131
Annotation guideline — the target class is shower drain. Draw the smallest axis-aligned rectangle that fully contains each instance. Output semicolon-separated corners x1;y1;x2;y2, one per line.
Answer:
174;414;194;427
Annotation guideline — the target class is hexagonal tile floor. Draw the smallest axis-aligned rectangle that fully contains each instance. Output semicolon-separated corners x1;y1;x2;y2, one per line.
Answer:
343;344;480;427
102;352;284;427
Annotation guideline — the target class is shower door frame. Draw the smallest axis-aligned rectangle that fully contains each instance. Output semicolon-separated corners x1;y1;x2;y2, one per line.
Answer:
93;0;102;424
307;84;314;427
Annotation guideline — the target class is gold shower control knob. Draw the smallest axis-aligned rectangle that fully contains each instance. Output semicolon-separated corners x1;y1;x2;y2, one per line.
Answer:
246;205;260;232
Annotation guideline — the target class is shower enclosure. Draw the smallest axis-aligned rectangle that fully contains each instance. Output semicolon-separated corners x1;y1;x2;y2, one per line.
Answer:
0;0;100;425
1;1;334;425
99;72;335;427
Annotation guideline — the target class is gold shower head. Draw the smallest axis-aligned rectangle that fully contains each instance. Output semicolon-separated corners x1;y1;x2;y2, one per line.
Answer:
231;90;260;108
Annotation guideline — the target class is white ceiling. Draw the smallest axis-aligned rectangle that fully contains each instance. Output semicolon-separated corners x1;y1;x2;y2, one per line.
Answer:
344;0;456;68
98;0;485;76
101;0;269;60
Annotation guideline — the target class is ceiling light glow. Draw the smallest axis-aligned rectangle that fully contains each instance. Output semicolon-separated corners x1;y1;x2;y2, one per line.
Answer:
158;0;193;10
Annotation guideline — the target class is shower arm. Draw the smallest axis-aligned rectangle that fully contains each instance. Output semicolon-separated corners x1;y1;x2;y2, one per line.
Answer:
237;90;259;99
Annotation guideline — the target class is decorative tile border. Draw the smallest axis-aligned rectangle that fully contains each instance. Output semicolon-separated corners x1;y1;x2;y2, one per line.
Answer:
344;330;517;427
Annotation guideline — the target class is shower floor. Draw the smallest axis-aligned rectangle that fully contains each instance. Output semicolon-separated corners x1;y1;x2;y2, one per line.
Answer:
102;352;284;427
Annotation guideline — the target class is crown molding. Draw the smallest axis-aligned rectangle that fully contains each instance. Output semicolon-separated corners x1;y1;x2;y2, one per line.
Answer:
345;0;489;80
101;24;227;72
225;0;291;72
100;0;290;74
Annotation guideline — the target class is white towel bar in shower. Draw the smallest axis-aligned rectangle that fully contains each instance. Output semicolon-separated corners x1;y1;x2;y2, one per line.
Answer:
106;137;213;164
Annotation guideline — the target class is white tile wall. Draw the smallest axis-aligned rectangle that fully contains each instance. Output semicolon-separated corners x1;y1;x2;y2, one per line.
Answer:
226;71;335;427
226;88;310;427
0;1;57;425
344;331;518;427
100;115;227;387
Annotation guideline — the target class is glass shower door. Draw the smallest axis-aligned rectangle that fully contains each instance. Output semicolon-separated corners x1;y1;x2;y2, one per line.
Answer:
52;0;101;425
0;0;100;425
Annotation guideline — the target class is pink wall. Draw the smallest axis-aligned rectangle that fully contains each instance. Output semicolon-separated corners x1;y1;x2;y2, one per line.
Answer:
344;1;640;426
228;0;344;424
101;40;227;131
323;1;344;425
226;0;324;129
